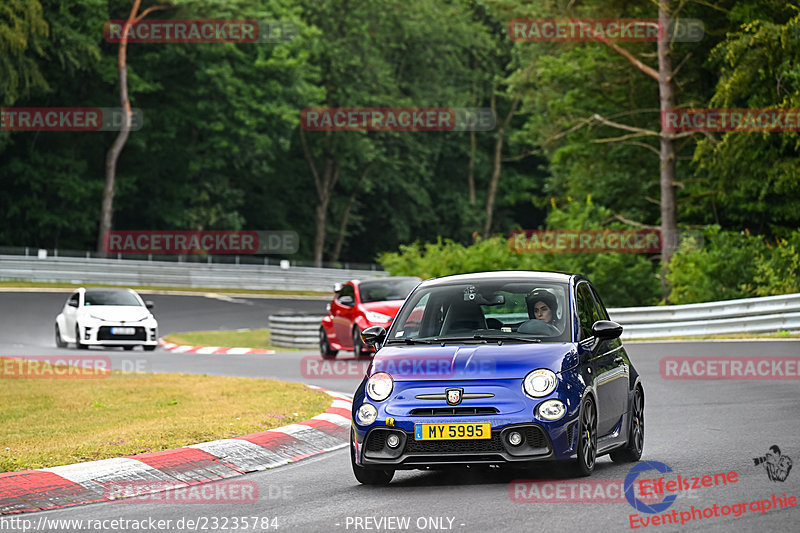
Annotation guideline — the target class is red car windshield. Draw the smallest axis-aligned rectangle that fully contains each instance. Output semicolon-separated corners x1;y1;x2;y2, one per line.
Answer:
358;279;419;303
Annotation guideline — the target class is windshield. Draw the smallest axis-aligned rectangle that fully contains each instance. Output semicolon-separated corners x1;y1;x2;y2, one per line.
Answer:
358;279;419;303
388;280;570;343
84;290;142;306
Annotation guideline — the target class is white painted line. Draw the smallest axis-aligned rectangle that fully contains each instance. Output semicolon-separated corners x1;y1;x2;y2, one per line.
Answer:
195;346;221;354
311;412;350;426
225;347;251;355
330;399;353;410
42;457;172;486
171;345;194;353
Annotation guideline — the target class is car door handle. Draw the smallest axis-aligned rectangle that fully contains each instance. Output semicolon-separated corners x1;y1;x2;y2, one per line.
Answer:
614;357;624;364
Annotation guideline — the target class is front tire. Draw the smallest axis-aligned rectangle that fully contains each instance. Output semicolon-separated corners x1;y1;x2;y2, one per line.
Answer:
610;386;644;463
55;324;67;348
351;429;394;485
320;327;337;359
572;396;597;476
352;327;369;359
143;345;156;352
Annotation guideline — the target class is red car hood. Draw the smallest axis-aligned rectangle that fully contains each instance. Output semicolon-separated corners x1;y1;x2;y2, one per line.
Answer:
361;300;405;316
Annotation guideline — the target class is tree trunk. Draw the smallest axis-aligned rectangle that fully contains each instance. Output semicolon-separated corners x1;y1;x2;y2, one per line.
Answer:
300;128;340;267
330;163;371;263
657;2;677;296
468;129;476;204
95;1;169;255
483;94;519;239
97;2;139;254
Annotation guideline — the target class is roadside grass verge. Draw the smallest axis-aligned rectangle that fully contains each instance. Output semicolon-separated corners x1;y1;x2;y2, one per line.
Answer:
0;360;330;472
162;328;300;351
0;280;328;298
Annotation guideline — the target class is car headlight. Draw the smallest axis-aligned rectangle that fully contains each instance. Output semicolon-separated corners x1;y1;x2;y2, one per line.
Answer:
537;399;566;420
523;369;558;398
364;311;392;323
356;403;378;425
366;372;393;401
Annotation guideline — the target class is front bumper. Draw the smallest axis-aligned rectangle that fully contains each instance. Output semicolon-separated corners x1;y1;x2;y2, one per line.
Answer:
353;377;583;468
358;422;559;468
78;322;158;346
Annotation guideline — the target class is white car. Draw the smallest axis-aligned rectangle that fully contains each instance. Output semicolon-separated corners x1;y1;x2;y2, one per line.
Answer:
55;288;158;350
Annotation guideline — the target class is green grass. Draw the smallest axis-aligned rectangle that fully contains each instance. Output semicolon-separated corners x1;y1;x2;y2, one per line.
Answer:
163;328;301;351
0;280;328;297
0;358;330;472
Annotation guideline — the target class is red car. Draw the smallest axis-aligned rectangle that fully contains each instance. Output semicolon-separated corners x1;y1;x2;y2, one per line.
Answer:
320;277;420;358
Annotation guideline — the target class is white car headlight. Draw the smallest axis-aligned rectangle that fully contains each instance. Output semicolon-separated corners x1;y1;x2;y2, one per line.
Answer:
523;369;558;398
537;399;566;420
364;311;392;323
356;403;378;425
366;372;393;401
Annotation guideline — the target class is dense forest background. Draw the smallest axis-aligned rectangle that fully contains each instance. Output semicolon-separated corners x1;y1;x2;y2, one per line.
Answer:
1;0;798;306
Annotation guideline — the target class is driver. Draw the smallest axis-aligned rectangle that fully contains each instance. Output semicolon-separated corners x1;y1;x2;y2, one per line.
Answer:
526;289;558;327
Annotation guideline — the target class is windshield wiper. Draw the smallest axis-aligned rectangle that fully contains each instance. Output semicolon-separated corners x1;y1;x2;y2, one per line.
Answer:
472;334;541;344
385;337;435;345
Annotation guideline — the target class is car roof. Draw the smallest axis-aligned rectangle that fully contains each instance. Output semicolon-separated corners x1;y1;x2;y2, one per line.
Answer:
355;276;420;286
83;287;136;293
417;270;581;287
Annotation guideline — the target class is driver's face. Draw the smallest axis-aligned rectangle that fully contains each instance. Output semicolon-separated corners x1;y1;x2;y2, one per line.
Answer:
534;302;552;323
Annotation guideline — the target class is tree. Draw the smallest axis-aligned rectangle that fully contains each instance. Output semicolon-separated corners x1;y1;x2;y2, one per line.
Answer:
97;0;170;254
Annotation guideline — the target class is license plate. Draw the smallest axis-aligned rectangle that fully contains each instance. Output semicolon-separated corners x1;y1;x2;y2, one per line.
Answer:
414;423;490;440
111;327;135;335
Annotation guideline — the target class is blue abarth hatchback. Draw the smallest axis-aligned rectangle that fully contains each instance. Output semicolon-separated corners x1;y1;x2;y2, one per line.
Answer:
350;271;644;484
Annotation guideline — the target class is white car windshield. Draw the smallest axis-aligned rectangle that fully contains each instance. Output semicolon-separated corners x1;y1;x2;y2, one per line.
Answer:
388;281;570;343
84;290;142;306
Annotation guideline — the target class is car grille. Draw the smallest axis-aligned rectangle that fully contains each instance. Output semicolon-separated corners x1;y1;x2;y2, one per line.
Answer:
97;326;146;341
405;433;506;453
365;432;387;452
520;426;548;449
409;407;499;416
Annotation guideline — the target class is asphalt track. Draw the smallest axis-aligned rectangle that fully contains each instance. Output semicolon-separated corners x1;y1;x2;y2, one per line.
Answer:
1;291;799;532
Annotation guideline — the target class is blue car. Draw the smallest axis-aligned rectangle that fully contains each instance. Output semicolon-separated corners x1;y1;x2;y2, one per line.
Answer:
350;271;644;484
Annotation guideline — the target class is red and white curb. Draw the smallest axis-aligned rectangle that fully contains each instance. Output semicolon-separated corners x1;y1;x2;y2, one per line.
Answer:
0;387;351;515
158;340;276;355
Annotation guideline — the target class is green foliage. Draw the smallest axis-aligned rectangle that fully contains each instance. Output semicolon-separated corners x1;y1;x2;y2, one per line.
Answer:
380;196;661;307
667;226;800;303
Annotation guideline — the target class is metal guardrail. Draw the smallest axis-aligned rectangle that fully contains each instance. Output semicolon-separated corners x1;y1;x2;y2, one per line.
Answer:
608;293;800;339
268;293;800;349
269;315;322;349
0;255;386;292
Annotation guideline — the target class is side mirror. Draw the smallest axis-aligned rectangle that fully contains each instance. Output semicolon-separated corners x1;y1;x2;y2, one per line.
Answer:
68;300;78;308
592;320;623;340
361;326;386;348
338;295;355;307
145;301;155;310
